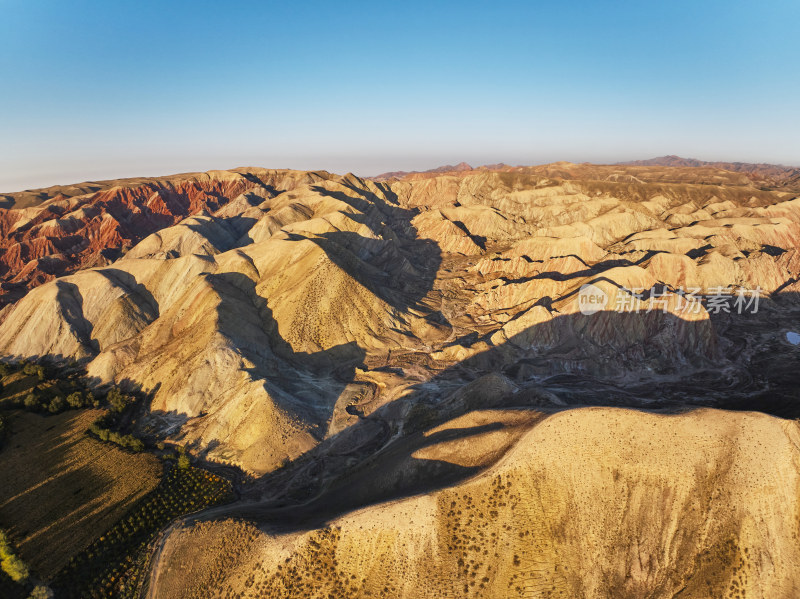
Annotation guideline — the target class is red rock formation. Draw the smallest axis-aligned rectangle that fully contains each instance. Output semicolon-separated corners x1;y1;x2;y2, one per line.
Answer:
0;168;312;306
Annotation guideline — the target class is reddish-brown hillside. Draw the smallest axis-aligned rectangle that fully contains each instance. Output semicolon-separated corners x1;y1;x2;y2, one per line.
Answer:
0;168;319;306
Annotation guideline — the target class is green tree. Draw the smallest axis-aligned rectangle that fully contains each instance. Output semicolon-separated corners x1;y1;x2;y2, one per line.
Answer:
120;434;144;452
1;552;29;582
0;531;30;583
23;393;39;410
107;387;131;413
177;454;191;470
28;584;52;599
48;396;66;414
66;391;85;409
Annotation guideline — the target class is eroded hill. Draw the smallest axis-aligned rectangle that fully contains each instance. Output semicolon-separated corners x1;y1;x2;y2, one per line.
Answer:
1;162;799;597
150;407;800;598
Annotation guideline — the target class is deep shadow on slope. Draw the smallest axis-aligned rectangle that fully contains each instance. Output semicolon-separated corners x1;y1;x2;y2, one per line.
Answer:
220;289;800;529
55;281;99;354
191;176;444;440
204;271;366;436
304;180;442;313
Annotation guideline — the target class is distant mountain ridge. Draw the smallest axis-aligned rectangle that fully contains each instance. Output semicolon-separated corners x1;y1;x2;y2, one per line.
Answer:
372;155;800;187
369;161;511;181
619;155;800;184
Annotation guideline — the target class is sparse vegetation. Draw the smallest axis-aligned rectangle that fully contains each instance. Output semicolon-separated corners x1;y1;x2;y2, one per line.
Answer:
0;530;29;583
405;401;439;433
177;452;191;469
0;408;162;579
27;585;52;599
86;393;147;453
0;358;147;451
53;465;234;598
0;359;92;414
0;357;237;598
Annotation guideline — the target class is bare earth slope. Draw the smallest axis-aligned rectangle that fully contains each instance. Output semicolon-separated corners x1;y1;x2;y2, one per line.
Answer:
151;407;800;599
0;163;799;596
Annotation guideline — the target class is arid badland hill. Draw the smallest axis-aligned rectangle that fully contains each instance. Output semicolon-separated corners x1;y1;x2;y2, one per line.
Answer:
1;159;800;597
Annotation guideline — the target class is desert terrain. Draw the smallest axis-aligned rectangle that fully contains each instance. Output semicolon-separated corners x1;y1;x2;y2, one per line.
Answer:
0;159;799;597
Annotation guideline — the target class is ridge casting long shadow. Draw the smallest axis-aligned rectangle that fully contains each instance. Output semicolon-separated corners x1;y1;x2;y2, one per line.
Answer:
94;268;160;320
55;281;99;354
217;289;800;531
204;271;366;433
302;182;442;313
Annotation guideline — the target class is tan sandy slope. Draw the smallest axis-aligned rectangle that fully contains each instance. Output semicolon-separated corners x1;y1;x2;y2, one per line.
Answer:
150;407;800;598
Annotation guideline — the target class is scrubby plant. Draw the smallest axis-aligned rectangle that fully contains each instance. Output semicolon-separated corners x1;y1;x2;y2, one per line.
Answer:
28;585;52;598
52;466;233;598
0;530;30;583
66;392;85;409
48;396;67;414
23;393;40;410
106;388;133;413
22;363;45;381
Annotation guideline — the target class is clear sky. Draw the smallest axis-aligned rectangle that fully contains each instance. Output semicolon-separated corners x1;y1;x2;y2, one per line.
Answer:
1;0;798;192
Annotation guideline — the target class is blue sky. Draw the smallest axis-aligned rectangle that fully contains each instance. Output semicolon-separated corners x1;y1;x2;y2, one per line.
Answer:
1;0;798;191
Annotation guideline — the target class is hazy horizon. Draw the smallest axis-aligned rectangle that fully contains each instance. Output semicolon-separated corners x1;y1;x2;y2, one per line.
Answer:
2;0;799;192
4;151;800;194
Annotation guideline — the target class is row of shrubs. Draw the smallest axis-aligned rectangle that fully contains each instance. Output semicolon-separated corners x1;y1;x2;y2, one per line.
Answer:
86;388;148;453
1;359;217;599
88;423;145;452
0;359;97;415
0;362;45;381
0;359;148;455
21;389;100;414
52;466;234;598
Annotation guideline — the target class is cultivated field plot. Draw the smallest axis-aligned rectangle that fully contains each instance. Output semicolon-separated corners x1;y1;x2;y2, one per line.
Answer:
0;409;162;579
